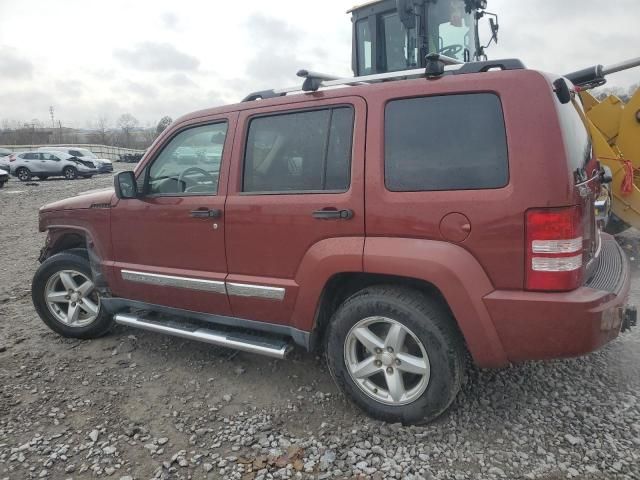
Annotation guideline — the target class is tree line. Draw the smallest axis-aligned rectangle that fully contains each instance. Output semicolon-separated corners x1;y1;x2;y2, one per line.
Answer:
0;114;174;149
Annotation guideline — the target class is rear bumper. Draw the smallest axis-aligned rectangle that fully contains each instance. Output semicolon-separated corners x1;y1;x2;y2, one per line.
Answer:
484;234;632;363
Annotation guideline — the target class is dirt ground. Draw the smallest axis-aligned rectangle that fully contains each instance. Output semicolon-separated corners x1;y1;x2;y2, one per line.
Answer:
0;164;639;480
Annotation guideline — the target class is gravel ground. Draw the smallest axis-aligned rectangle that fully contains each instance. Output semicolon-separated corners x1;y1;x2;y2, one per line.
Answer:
0;164;639;480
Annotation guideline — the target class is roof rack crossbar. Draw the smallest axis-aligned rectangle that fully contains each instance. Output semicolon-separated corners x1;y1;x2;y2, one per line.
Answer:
241;57;526;102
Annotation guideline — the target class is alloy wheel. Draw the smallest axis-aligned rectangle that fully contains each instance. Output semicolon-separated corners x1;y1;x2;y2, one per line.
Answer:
44;270;100;327
344;316;431;405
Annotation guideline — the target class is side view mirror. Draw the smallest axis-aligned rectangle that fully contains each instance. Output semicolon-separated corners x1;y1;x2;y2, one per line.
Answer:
489;17;499;43
114;171;138;199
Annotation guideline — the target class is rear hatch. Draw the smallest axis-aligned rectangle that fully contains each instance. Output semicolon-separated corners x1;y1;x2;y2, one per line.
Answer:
525;90;601;292
557;93;601;269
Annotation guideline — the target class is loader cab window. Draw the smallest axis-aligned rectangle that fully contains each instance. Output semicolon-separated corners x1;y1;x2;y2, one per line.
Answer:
356;19;373;75
429;0;475;61
382;13;412;71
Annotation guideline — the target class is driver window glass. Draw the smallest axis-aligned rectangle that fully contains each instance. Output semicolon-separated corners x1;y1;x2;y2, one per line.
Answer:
147;122;227;196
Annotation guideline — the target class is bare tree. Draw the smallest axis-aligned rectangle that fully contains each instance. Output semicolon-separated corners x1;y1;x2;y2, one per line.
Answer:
156;116;173;136
95;116;110;145
117;113;139;148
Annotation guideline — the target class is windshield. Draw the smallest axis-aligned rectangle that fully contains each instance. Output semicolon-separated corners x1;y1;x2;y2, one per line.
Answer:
78;149;97;159
429;0;476;61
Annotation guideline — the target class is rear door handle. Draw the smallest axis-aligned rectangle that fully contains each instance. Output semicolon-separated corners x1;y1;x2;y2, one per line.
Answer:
190;208;222;219
312;208;354;220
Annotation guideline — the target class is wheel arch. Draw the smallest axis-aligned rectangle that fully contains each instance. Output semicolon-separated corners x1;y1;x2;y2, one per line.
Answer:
304;237;510;368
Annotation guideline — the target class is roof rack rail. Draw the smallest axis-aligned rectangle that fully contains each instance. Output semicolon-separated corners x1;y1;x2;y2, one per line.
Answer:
241;56;526;102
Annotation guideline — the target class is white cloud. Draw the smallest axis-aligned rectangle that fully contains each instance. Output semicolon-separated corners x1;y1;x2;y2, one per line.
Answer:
0;0;637;127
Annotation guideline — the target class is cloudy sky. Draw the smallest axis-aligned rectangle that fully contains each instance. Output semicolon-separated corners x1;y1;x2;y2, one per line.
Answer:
0;0;638;129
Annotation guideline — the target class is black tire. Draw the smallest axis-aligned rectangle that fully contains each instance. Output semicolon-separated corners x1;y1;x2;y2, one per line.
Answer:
326;286;465;425
32;251;113;339
63;166;78;180
0;180;5;188
16;167;32;182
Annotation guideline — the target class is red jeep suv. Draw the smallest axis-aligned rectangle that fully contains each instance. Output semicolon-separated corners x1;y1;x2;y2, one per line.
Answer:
32;59;635;424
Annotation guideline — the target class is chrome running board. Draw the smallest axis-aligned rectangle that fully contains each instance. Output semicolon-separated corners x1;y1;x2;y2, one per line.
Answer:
114;314;292;359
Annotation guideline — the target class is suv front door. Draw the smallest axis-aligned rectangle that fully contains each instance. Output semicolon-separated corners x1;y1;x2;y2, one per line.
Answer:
110;114;236;315
39;153;62;175
225;97;366;326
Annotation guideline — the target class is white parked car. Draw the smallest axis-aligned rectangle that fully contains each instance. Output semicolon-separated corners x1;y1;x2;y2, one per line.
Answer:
38;147;113;173
9;151;98;181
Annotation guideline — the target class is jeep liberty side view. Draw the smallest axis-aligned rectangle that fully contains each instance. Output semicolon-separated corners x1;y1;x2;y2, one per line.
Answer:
32;58;636;424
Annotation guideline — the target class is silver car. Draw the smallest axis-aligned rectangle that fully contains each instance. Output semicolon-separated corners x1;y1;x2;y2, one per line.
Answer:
38;147;113;173
9;151;98;181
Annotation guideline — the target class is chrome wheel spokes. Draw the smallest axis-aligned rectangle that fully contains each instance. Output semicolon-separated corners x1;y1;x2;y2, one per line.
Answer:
345;317;430;405
44;270;100;327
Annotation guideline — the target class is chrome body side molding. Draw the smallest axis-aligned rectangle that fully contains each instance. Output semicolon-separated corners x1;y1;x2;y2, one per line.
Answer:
120;270;286;301
226;282;286;301
121;270;226;294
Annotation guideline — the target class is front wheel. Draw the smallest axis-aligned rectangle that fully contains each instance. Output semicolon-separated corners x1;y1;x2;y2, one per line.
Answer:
32;251;113;339
326;286;465;425
63;166;78;180
16;167;32;182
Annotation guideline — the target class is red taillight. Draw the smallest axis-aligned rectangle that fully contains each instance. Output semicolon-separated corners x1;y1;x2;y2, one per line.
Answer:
9;154;16;162
525;206;584;291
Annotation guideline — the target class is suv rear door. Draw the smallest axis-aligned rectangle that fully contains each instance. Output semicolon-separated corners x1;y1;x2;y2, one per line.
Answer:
110;114;236;315
224;97;366;325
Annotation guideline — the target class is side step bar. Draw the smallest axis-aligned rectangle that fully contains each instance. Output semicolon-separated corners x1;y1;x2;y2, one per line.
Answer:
114;314;292;359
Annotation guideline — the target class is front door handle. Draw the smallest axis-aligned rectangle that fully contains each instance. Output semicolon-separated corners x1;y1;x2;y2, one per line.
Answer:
312;208;354;220
190;208;222;219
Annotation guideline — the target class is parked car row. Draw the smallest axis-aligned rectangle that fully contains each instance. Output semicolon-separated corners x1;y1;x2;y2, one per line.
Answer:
0;147;113;183
0;151;97;181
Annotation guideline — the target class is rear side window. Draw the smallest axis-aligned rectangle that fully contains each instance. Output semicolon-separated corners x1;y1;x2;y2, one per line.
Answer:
243;107;354;193
557;99;592;176
385;93;509;192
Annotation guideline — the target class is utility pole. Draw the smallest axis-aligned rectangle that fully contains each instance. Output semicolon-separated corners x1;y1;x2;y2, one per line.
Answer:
49;106;55;128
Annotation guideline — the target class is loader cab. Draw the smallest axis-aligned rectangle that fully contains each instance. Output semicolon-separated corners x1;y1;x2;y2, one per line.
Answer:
350;0;496;76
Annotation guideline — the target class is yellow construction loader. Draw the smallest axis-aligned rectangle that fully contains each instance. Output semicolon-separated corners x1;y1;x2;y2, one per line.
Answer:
580;87;640;232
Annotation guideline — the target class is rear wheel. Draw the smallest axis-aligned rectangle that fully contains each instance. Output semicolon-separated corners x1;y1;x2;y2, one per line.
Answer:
32;252;113;339
326;286;465;425
16;167;31;182
63;166;78;180
0;180;5;188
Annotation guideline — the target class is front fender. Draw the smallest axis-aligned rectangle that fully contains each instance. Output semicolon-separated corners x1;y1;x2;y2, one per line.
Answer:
39;208;112;265
363;237;508;368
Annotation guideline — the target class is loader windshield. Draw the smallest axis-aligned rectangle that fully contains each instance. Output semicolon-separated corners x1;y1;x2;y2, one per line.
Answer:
429;0;476;61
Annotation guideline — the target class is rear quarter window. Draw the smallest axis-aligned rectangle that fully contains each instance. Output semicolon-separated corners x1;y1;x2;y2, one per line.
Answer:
385;93;509;192
556;98;593;177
